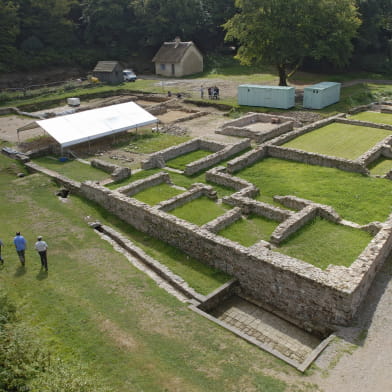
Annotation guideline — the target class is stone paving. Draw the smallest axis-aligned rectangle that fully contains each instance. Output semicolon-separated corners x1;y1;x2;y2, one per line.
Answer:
211;296;322;364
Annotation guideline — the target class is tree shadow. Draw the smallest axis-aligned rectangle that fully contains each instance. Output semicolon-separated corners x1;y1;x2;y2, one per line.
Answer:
14;265;26;277
36;269;48;281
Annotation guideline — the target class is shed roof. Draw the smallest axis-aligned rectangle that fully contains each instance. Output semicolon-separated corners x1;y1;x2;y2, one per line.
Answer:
93;61;121;73
152;41;196;63
304;82;341;91
36;102;157;148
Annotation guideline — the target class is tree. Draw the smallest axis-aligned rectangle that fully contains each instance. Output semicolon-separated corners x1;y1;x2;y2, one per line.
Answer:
0;1;20;71
224;0;361;86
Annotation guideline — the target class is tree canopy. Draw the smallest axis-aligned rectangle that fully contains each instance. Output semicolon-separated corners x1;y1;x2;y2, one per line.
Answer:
224;0;361;85
0;0;390;77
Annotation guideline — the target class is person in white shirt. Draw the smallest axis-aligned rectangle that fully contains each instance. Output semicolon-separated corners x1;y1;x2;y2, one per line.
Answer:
35;236;48;271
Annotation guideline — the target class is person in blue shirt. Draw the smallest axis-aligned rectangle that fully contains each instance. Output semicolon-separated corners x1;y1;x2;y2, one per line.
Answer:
13;232;27;267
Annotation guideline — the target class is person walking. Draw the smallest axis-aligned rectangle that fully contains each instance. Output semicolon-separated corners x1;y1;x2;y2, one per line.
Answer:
0;238;4;265
13;232;27;267
35;236;48;272
200;85;204;99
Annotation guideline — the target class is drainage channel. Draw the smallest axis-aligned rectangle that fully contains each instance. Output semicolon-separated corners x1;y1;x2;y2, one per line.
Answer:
90;221;333;371
90;222;205;305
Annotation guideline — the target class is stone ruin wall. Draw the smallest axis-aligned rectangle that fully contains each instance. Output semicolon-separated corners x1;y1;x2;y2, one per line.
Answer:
184;139;251;175
337;117;392;131
216;112;295;143
78;180;392;328
90;158;131;181
116;172;171;196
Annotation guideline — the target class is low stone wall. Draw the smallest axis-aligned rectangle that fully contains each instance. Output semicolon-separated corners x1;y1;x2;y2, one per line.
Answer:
347;103;376;115
270;205;317;245
381;105;392;114
184;139;251;175
116;172;171;196
202;207;243;233
156;183;216;212
141;138;226;170
79;181;392;327
267;145;368;174
223;195;292;223
221;112;296;129
206;166;258;194
226;146;268;174
216;121;293;144
356;135;392;167
336;117;392;131
90;159;131;181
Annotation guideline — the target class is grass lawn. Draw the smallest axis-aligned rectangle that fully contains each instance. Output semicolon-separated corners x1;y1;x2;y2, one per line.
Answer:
238;157;392;225
171;196;230;226
276;218;373;269
218;214;279;247
283;123;392;160
349;111;392;125
166;149;212;170
0;153;306;392
368;157;392;175
133;183;184;205
32;156;109;182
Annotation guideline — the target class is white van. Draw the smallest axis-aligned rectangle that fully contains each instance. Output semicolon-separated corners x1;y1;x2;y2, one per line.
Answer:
123;69;137;82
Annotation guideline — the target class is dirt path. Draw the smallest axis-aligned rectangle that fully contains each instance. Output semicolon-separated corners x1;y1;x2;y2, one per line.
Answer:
310;258;392;392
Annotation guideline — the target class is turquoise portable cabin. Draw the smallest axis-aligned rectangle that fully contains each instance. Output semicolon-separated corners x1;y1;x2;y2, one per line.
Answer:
303;82;341;109
237;85;295;109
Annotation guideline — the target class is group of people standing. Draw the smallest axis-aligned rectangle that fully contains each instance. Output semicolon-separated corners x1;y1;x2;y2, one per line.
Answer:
200;86;220;100
0;232;49;271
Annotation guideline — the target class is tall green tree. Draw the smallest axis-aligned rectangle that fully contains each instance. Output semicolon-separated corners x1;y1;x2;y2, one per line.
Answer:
0;1;20;71
224;0;361;85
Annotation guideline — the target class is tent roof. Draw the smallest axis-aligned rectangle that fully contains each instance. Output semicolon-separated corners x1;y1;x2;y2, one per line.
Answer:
36;102;157;148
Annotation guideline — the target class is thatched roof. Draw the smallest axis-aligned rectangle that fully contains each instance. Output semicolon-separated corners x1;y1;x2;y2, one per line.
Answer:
93;61;121;73
152;41;198;63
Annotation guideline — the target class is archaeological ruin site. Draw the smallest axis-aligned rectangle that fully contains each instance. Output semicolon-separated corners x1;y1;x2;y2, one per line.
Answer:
2;94;392;371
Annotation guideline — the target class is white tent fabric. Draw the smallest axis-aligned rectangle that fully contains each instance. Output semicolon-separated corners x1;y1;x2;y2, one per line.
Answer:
36;102;158;148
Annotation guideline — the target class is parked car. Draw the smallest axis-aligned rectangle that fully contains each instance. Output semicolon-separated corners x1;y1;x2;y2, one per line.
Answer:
123;69;137;82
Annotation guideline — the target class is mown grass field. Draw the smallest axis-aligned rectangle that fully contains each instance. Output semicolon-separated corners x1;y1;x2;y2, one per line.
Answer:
277;218;373;269
283;123;392;160
238;157;392;225
133;183;184;205
349;111;392;125
219;214;279;247
170;196;231;226
166;149;211;170
0;151;311;392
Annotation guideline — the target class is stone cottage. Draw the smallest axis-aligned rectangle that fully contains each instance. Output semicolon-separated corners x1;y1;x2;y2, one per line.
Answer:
92;61;123;84
152;37;203;77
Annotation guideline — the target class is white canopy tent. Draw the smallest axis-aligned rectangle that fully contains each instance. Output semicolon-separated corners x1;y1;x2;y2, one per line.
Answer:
35;101;158;148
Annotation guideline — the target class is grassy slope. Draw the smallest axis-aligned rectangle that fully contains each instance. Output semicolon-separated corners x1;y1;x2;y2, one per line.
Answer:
283;123;392;160
32;156;110;182
0;153;303;392
238;157;392;225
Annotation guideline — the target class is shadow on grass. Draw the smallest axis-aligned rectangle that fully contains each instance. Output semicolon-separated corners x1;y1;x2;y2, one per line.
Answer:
36;269;48;280
14;265;26;277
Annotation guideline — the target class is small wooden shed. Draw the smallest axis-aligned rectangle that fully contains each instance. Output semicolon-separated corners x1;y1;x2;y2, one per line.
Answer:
92;61;124;84
303;82;341;109
238;85;295;109
152;37;203;77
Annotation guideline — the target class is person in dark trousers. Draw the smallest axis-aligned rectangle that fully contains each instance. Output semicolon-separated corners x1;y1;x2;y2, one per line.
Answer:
13;232;27;266
35;236;48;271
0;238;4;264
